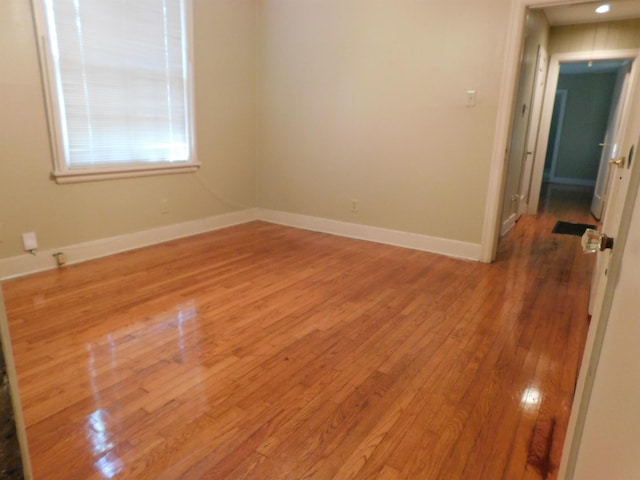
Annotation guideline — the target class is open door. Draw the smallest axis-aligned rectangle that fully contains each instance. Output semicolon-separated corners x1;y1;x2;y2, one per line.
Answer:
568;134;640;478
591;62;633;219
588;58;639;316
519;46;548;214
559;55;640;479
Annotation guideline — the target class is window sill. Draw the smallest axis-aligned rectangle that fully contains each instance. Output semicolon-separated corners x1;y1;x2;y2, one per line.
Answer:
52;163;201;184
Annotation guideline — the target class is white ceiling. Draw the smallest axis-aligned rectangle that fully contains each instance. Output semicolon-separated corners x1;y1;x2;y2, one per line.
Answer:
544;0;640;25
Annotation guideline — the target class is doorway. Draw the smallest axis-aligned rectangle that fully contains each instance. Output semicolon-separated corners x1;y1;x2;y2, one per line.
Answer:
489;7;640;263
529;54;636;223
543;64;620;188
486;3;640;479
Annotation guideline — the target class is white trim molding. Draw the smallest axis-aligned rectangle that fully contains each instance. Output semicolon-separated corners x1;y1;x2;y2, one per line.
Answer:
480;0;526;263
0;208;483;281
52;163;201;184
0;209;257;281
257;209;482;261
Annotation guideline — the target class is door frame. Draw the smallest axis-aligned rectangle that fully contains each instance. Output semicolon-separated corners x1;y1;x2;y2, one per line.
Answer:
481;0;586;263
483;1;640;478
528;49;639;215
481;0;640;261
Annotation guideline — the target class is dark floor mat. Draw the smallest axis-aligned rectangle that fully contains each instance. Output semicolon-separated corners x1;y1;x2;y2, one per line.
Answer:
552;221;597;237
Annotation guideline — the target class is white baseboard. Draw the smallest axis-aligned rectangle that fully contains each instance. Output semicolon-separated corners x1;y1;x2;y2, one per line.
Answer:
501;213;517;237
256;209;482;261
0;207;484;280
0;209;258;281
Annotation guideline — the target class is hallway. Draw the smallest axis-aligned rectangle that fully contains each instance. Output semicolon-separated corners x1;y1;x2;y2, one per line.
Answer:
537;182;596;224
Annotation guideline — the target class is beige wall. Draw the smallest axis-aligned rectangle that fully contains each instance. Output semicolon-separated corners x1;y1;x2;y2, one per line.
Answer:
256;0;511;244
1;0;517;260
550;18;640;55
0;0;256;259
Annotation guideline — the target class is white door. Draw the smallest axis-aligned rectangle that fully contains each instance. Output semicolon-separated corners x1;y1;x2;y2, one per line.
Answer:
519;46;548;214
588;60;638;316
591;63;632;219
559;57;640;479
501;39;548;236
565;131;640;479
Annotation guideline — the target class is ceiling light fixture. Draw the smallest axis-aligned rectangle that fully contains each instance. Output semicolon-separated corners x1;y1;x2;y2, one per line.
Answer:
596;4;611;14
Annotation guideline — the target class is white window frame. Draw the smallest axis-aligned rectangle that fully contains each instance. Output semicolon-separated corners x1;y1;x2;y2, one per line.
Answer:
32;0;199;184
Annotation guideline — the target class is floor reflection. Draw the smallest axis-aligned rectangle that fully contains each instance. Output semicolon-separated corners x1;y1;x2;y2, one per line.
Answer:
521;385;543;411
87;339;124;479
86;409;123;478
175;303;199;364
84;301;200;478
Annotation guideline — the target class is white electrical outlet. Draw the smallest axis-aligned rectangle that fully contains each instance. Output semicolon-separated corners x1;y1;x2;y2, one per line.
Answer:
351;199;359;213
53;252;67;266
22;232;38;252
161;199;169;214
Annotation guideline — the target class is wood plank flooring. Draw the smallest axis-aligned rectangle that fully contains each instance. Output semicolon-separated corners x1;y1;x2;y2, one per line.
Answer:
2;194;594;479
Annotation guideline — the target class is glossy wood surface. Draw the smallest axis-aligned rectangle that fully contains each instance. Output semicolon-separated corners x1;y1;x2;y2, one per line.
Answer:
2;188;594;479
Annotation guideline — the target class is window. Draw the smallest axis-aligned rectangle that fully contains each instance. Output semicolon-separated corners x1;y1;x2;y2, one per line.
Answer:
34;0;198;183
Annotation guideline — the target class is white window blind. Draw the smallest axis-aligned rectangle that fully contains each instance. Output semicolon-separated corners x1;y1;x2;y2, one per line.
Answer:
37;0;196;181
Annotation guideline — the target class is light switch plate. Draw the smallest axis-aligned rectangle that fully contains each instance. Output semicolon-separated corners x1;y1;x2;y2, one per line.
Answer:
466;90;477;107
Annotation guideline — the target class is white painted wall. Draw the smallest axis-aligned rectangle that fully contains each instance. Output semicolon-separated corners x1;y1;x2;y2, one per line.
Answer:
256;0;511;245
1;0;519;265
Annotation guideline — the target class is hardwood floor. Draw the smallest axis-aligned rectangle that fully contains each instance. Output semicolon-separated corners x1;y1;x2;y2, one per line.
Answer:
2;196;594;479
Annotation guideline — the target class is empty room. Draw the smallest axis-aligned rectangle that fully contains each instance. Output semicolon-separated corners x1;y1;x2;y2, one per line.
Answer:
2;0;640;479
